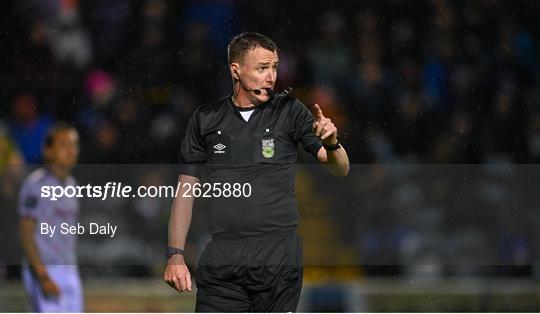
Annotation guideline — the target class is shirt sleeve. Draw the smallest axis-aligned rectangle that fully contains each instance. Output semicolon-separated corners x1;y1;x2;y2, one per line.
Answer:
179;108;206;178
18;180;40;220
291;99;323;158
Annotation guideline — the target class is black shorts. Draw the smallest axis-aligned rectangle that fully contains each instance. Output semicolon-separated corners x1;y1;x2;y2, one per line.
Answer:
195;230;303;312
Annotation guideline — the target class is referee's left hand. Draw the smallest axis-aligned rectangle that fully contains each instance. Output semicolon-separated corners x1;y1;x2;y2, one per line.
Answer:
164;255;192;293
312;104;338;145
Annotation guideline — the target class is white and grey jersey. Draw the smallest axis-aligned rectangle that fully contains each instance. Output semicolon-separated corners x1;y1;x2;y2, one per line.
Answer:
18;168;80;265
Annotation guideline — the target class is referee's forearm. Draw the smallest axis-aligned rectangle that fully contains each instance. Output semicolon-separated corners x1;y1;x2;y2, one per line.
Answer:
167;175;198;250
324;146;350;177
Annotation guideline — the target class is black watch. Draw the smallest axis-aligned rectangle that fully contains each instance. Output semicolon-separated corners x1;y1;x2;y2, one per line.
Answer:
323;140;341;151
165;247;185;259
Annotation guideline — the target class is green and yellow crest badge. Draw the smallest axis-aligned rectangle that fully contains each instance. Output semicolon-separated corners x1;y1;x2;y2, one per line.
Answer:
262;138;275;158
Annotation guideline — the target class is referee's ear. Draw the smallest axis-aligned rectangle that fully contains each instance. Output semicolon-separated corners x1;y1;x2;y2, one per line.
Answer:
230;63;240;80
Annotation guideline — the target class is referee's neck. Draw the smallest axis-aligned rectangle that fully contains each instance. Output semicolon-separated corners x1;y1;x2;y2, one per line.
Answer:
231;94;257;109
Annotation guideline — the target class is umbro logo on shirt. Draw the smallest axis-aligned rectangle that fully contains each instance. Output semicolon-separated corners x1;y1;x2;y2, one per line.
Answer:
213;143;226;154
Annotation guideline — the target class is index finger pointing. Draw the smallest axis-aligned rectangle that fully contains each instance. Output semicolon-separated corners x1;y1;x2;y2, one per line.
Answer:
313;103;325;120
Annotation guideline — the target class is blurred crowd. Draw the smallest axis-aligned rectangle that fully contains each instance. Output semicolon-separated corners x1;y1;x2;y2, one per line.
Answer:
1;0;539;166
1;0;540;279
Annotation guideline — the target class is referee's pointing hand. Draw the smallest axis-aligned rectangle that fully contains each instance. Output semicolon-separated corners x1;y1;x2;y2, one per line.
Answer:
312;104;338;145
164;255;192;293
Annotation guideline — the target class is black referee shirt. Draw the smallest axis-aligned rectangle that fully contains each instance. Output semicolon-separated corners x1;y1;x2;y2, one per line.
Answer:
179;94;323;239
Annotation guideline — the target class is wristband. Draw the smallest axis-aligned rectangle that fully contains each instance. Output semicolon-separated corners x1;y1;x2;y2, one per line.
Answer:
165;247;185;259
323;140;341;151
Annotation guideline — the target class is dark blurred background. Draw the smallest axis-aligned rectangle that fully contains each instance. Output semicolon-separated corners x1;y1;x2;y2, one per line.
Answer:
1;0;540;311
0;0;539;165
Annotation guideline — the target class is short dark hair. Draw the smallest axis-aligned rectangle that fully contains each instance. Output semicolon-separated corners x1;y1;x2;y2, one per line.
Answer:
228;32;278;65
44;122;77;147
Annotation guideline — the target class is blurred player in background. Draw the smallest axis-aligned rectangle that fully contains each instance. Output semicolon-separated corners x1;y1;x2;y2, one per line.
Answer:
164;32;349;312
19;123;82;312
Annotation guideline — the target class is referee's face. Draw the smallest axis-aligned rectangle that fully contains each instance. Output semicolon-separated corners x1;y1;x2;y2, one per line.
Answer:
237;46;279;104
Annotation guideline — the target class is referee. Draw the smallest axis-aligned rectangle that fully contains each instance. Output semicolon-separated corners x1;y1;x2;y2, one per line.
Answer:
164;32;349;312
